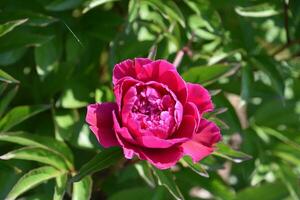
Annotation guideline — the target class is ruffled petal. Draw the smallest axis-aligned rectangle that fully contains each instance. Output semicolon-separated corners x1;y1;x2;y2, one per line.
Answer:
172;115;196;139
86;103;119;148
187;83;213;114
194;119;222;147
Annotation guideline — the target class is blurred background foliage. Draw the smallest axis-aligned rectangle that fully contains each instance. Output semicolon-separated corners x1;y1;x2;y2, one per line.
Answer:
0;0;300;199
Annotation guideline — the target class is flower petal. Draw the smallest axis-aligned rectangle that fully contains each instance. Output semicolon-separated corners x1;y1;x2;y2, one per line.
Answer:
86;103;119;148
187;83;213;114
137;135;188;149
172;115;196;139
194;119;222;147
181;140;213;162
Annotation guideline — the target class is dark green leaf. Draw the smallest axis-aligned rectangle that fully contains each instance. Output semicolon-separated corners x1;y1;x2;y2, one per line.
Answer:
152;167;185;200
71;147;122;182
180;156;209;178
0;105;50;131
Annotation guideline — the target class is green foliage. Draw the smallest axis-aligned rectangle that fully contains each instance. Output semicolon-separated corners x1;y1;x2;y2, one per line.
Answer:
0;0;299;199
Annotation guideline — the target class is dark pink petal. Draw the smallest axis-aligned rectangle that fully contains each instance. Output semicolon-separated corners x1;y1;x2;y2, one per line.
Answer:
136;135;188;149
136;60;187;104
86;103;119;148
181;119;221;162
184;102;200;129
112;111;137;144
114;77;139;111
187;83;213;114
113;58;152;85
181;140;213;162
121;86;137;125
194;119;222;147
172;115;197;139
113;59;135;85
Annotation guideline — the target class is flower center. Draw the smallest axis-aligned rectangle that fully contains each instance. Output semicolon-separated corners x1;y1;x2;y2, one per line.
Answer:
130;86;176;138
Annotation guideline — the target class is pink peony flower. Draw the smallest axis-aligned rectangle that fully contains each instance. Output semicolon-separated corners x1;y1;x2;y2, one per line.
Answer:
86;58;222;169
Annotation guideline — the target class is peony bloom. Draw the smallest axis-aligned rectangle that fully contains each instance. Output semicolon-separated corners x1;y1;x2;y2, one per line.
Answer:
86;58;221;169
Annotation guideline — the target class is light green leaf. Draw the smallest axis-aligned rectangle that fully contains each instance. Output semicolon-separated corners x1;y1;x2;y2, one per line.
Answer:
6;166;65;200
0;105;50;131
71;147;122;182
152;167;185;200
180;156;209;178
235;4;280;18
82;0;119;14
0;146;69;170
213;143;252;163
0;69;19;84
0;132;74;169
278;164;300;200
182;64;237;86
72;176;92;200
0;19;28;37
54;174;68;200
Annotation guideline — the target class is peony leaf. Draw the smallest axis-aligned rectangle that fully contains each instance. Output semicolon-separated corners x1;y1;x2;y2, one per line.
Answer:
0;19;28;37
213;143;252;163
6;166;65;200
0;69;19;84
53;174;68;200
180;156;209;178
152;167;185;200
182;64;237;86
0;146;70;170
0;85;18;117
72;176;93;200
71;147;122;182
0;132;74;169
0;105;50;131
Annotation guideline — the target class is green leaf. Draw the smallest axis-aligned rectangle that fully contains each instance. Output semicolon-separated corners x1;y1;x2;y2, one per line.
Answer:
152;167;185;200
71;147;122;182
0;146;69;170
251;56;284;97
141;0;186;27
180;156;209;178
0;48;26;66
45;0;82;11
240;64;253;103
0;85;18;117
72;176;92;200
235;181;289;200
0;69;19;84
0;105;50;131
108;187;154;200
213;143;252;163
134;161;155;187
235;3;280;18
82;0;119;14
278;164;300;200
182;64;237;86
6;166;65;200
35;36;62;78
0;132;74;169
54;174;68;200
0;19;28;37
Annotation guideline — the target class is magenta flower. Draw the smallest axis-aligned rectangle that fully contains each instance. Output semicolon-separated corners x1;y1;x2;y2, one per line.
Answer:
86;58;222;169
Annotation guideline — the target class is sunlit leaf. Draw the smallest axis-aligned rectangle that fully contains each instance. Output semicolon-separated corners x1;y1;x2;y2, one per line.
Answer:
72;176;92;200
213;143;252;163
54;174;68;200
6;166;65;200
180;156;209;178
0;19;28;37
